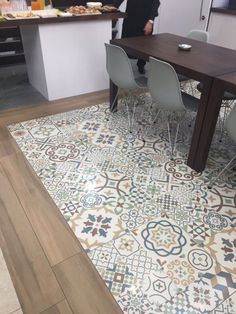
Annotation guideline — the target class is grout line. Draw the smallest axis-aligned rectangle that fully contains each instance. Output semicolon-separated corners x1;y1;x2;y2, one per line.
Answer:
51;250;121;314
39;299;73;314
9;307;21;314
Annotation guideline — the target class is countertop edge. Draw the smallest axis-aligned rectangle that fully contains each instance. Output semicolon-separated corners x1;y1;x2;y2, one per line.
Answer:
0;12;126;28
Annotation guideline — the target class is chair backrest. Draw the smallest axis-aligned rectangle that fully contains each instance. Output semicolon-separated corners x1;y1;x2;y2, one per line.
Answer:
187;30;209;42
226;104;236;143
148;57;186;112
105;43;137;90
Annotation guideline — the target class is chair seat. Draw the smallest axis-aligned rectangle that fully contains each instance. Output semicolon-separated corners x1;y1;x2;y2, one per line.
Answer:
178;73;190;82
135;76;148;88
181;92;199;112
197;82;236;100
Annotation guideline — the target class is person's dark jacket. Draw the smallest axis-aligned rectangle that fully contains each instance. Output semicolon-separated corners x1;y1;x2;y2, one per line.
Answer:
114;0;160;37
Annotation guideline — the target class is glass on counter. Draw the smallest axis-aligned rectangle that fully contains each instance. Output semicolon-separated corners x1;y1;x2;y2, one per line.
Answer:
31;0;40;10
31;0;45;10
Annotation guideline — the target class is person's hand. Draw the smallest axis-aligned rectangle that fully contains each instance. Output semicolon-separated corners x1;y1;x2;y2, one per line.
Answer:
0;0;9;5
0;0;10;8
144;21;153;35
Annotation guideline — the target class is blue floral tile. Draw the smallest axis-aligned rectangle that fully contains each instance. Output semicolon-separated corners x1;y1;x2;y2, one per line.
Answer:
68;207;126;250
160;277;222;314
205;228;236;276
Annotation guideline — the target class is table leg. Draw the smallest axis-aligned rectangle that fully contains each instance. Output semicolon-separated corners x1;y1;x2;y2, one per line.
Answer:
110;80;118;112
187;78;224;172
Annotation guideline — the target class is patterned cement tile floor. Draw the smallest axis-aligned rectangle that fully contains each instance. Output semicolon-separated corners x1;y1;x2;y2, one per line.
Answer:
0;249;22;314
8;97;236;314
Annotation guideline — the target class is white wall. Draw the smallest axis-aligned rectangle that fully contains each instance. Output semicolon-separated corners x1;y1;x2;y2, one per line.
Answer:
115;0;127;38
115;0;211;38
208;12;236;49
114;0;236;51
157;0;211;36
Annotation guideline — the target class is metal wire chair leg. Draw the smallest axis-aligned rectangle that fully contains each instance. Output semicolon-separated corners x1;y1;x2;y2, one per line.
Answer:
172;123;180;158
111;91;119;111
219;104;228;142
125;96;132;133
126;91;137;133
167;120;180;159
219;100;234;142
130;95;137;132
131;98;137;132
167;121;172;157
107;89;119;121
208;155;236;189
152;108;161;125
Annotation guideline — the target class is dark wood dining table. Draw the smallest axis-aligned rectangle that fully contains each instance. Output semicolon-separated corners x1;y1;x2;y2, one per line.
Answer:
110;33;236;172
213;72;236;96
195;72;236;169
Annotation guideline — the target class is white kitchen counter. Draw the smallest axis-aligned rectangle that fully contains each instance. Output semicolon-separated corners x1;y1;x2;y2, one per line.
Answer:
4;13;125;100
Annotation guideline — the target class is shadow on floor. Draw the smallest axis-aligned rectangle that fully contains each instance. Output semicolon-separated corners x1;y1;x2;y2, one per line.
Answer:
0;64;48;111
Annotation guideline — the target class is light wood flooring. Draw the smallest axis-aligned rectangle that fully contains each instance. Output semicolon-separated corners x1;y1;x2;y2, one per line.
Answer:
0;90;123;314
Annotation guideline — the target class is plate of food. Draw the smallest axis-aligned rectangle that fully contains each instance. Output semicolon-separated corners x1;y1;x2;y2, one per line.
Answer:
32;9;59;18
66;6;101;15
98;5;118;13
3;11;39;19
57;11;73;17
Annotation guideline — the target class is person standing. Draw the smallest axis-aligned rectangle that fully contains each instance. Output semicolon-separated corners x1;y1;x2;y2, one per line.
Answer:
113;0;161;74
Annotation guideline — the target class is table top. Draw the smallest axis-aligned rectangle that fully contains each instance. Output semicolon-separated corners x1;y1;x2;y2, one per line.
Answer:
216;71;236;94
111;33;236;81
0;11;125;28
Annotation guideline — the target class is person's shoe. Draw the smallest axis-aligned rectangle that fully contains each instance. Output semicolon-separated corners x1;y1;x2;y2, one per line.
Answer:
138;65;145;75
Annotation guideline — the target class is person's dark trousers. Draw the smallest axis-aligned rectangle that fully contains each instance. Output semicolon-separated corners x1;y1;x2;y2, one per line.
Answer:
137;59;146;71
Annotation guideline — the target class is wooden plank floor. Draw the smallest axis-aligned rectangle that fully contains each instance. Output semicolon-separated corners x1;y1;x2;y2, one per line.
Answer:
0;90;123;314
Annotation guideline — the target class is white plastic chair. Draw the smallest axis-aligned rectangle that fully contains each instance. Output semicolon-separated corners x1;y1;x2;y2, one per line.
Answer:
148;57;199;157
178;30;209;84
188;29;209;42
208;104;236;188
105;43;147;132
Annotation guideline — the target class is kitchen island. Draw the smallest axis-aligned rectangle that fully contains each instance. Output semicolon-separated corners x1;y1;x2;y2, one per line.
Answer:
0;12;125;100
